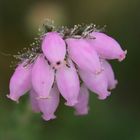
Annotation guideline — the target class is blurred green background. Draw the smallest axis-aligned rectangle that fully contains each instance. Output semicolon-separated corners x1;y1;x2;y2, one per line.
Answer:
0;0;140;140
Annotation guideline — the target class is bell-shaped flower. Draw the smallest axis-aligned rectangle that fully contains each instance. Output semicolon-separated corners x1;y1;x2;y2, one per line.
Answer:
66;38;101;74
41;32;66;67
29;89;40;113
87;32;127;61
56;59;80;106
7;62;32;102
37;85;60;121
101;59;118;90
31;54;54;98
74;84;89;115
79;69;110;100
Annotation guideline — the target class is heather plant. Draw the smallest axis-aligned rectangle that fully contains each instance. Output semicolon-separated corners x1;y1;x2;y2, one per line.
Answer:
7;20;127;121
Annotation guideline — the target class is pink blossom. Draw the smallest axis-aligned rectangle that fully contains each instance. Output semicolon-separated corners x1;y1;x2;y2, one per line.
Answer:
66;38;102;74
79;68;110;100
7;62;31;102
74;84;89;115
101;59;118;90
87;32;127;61
56;59;80;106
31;54;54;99
42;32;66;68
37;85;60;121
7;22;127;121
29;89;40;113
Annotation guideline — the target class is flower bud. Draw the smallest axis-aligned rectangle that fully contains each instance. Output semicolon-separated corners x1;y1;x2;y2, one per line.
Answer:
56;59;80;106
88;32;127;61
79;69;110;100
7;62;31;102
74;84;89;115
42;32;66;66
29;89;40;113
101;59;118;90
31;55;54;98
38;85;60;121
66;38;101;74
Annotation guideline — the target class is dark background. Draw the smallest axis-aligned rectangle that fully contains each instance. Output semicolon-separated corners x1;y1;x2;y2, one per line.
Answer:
0;0;140;140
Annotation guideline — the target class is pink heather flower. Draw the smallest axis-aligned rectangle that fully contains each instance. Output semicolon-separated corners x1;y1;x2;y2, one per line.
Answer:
56;59;80;106
74;84;89;115
37;85;60;121
29;89;40;113
87;32;127;61
7;62;32;102
31;54;54;99
79;68;110;100
42;32;66;68
7;22;127;121
66;38;102;74
101;59;118;90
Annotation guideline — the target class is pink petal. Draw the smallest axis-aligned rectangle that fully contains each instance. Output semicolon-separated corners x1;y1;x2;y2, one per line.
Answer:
79;69;110;100
56;59;80;106
74;84;89;115
66;38;101;74
7;62;32;102
101;59;118;90
87;32;127;61
31;54;54;98
42;32;66;67
29;89;40;113
37;85;60;121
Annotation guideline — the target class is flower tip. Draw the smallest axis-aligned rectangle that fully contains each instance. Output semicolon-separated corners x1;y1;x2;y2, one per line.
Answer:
42;114;56;121
118;50;127;62
98;96;107;100
65;100;78;106
6;94;19;103
74;108;89;116
98;91;111;100
109;79;118;90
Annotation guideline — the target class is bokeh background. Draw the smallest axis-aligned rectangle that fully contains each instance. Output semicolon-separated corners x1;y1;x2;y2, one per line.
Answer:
0;0;140;140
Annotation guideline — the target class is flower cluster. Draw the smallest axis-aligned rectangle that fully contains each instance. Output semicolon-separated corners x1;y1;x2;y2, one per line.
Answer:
7;21;127;121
